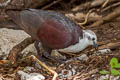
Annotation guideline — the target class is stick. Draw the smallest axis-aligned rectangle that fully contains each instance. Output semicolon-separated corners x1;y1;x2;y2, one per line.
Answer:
8;37;35;64
101;2;120;12
87;6;120;28
0;60;9;64
102;0;110;8
98;41;120;50
0;20;22;30
41;0;63;10
28;55;58;80
78;9;95;25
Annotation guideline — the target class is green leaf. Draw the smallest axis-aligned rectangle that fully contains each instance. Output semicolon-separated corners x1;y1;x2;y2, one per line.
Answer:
100;70;110;74
104;79;108;80
114;64;120;68
110;58;118;68
111;69;120;76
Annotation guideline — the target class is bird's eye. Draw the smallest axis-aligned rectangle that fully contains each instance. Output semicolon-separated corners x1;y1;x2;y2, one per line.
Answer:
92;38;95;40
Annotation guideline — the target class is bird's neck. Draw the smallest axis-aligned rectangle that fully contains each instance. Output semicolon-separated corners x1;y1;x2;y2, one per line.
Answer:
71;26;83;45
77;37;90;50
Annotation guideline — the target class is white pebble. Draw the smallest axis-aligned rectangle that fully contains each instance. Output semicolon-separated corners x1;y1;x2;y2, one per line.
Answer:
17;70;45;80
94;49;111;55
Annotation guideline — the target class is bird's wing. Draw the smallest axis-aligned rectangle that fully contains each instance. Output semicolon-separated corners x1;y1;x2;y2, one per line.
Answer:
36;19;74;49
28;9;83;49
6;9;44;40
6;9;82;49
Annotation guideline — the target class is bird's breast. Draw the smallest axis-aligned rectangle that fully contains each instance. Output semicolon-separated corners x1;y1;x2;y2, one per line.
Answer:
37;20;74;49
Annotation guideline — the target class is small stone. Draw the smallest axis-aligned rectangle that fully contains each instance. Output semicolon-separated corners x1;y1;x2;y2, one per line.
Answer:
24;66;34;72
59;69;72;78
94;48;111;55
76;54;88;61
98;75;120;80
17;70;45;80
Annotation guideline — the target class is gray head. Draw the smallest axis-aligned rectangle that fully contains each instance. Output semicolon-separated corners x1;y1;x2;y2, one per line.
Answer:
83;30;98;49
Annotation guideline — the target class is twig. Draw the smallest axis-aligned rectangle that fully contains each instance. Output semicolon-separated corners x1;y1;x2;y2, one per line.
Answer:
72;0;119;12
98;41;120;50
102;0;110;8
65;11;102;23
72;1;91;11
73;69;98;80
78;9;95;25
0;20;22;30
41;0;63;10
89;41;120;53
87;6;120;28
0;60;9;64
91;0;106;8
28;55;58;80
83;41;120;55
72;0;105;11
101;1;120;12
108;73;111;80
8;37;35;64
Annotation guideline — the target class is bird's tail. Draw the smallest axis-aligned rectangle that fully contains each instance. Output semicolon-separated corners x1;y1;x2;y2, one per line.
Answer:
5;9;22;24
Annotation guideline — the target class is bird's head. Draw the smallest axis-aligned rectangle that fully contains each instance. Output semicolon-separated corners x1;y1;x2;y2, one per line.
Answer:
83;30;98;50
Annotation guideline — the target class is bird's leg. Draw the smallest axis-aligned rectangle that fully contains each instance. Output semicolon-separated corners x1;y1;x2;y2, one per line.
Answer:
34;40;40;54
27;55;58;80
34;40;45;62
34;42;65;63
8;37;35;64
43;51;64;63
43;47;65;63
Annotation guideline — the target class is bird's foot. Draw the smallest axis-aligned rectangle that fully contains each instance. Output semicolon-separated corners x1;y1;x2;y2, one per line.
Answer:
43;52;66;64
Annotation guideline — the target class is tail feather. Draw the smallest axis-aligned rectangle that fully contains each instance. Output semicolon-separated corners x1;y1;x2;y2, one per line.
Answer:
6;9;22;24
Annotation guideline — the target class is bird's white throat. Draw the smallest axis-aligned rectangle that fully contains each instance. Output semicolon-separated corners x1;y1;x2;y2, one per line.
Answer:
58;36;90;53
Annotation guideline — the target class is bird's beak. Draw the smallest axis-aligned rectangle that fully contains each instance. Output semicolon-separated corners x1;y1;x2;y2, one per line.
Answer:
93;41;98;50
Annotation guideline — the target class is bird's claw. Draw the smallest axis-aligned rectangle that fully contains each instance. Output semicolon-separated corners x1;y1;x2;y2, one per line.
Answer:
43;52;66;64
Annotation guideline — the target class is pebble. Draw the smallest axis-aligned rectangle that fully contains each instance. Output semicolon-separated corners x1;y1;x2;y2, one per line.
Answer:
17;70;45;80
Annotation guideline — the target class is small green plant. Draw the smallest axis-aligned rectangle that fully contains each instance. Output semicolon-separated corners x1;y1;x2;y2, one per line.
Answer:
100;58;120;80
